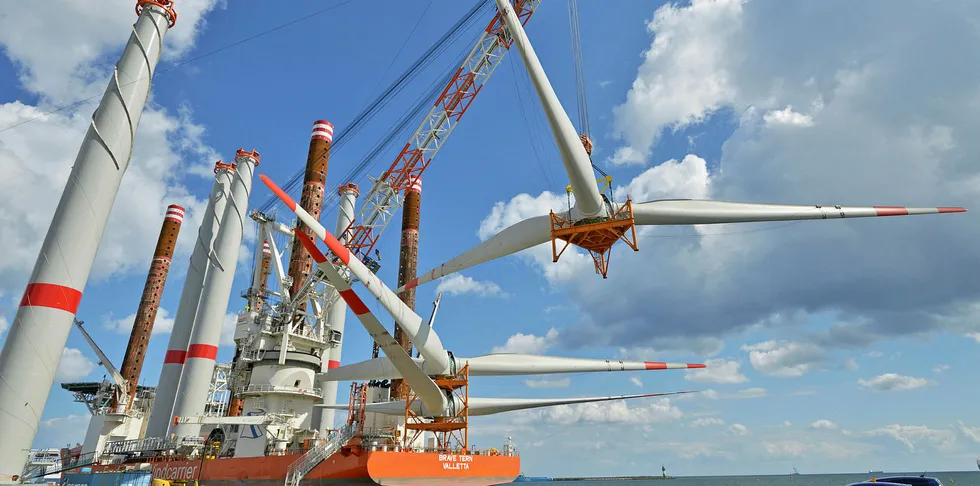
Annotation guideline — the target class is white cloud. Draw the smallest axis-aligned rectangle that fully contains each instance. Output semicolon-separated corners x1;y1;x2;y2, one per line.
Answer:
763;105;814;127
728;423;749;436
56;348;95;382
741;340;826;377
104;307;176;335
608;0;744;165
523;377;570;389
957;420;980;443
858;373;932;392
809;419;838;430
866;351;884;358
966;332;980;343
864;424;957;452
630;376;643;388
613;154;710;202
933;364;950;373
512;397;683;425
736;387;767;398
684;358;748;384
435;274;505;297
690;417;725;427
0;315;8;335
781;420;793;427
492;328;558;354
845;358;859;370
220;312;238;347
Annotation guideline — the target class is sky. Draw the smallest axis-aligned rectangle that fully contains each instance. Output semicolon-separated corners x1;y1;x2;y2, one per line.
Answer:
1;0;980;478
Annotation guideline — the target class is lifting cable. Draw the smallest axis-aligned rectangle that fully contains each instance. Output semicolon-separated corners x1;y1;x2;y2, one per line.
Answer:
567;0;608;181
257;0;494;213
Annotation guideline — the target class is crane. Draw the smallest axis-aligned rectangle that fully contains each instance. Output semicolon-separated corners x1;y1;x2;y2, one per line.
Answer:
339;0;540;272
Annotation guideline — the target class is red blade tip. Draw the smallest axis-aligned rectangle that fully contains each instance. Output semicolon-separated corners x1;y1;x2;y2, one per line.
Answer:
938;207;967;213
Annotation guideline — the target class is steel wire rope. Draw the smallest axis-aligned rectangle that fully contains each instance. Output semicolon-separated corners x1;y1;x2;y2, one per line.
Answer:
0;0;362;135
509;54;559;197
257;0;494;213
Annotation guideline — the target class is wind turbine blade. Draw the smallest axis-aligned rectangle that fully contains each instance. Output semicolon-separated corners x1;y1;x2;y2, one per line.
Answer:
495;0;604;219
293;230;448;415
397;214;551;293
466;391;695;416
261;174;452;374
323;354;705;381
463;354;706;376
632;199;966;226
319;391;698;417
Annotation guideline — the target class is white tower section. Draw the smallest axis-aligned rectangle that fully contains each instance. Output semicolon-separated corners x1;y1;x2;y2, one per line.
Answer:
171;149;259;438
0;2;176;479
316;184;358;435
146;162;234;438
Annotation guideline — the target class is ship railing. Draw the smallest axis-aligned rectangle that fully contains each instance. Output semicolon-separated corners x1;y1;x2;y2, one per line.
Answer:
23;451;98;479
241;384;323;399
102;437;180;455
284;423;356;486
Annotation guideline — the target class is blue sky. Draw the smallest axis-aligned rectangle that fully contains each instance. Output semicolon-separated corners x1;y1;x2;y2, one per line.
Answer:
2;0;980;478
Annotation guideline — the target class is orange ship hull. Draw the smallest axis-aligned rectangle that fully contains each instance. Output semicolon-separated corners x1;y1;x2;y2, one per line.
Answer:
123;450;519;486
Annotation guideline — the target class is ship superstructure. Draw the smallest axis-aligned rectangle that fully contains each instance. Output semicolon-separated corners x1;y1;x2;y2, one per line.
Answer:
0;0;969;484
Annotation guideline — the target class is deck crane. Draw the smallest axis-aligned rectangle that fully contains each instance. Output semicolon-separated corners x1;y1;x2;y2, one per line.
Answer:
340;0;540;274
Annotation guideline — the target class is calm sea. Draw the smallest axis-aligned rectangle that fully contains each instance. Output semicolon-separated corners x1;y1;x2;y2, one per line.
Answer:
542;472;978;485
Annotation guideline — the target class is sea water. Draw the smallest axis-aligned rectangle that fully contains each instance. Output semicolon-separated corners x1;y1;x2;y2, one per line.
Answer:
545;471;978;485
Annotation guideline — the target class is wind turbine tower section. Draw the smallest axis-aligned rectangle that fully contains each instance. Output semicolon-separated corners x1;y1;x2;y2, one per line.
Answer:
391;177;421;400
0;1;177;479
287;121;334;318
171;149;260;438
117;204;185;412
145;161;235;438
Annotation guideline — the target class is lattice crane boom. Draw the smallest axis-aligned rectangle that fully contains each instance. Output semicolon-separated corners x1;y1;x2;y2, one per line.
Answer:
342;0;540;264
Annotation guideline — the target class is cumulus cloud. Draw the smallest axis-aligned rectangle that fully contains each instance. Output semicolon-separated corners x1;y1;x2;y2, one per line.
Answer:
0;315;8;335
56;348;95;382
435;274;506;297
809;419;839;430
933;364;950;373
608;0;744;165
957;421;980;443
858;373;932;392
690;417;725;427
492;328;559;354
684;358;748;384
512;397;683;425
728;423;749;436
865;424;957;452
523;377;570;388
630;376;643;388
742;340;826;377
104;307;176;335
38;414;91;448
763;105;815;127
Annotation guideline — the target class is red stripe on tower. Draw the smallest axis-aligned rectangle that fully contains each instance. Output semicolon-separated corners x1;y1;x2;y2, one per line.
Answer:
163;350;186;364
19;283;83;314
338;289;370;316
311;120;334;143
164;204;185;223
187;344;218;360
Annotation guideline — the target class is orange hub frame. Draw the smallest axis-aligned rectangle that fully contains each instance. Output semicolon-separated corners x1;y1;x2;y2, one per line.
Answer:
550;197;639;278
403;365;469;453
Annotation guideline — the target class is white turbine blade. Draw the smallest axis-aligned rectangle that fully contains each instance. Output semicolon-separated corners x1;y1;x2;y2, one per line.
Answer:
324;356;425;382
261;174;451;374
319;391;697;417
463;354;706;376
322;354;705;381
495;0;604;219
466;391;695;416
396;214;551;293
632;199;967;226
292;230;448;415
